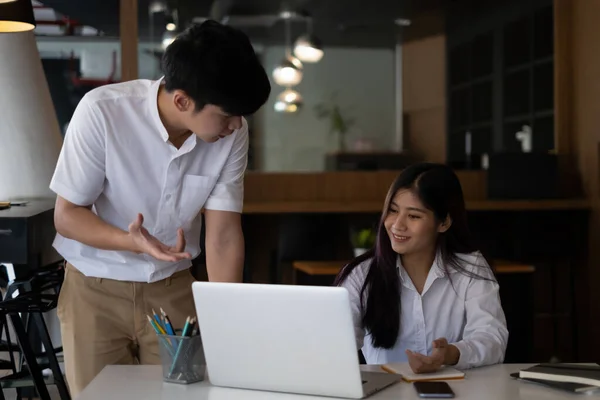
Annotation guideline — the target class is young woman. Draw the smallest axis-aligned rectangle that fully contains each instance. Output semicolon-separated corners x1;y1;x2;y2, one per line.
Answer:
335;163;508;372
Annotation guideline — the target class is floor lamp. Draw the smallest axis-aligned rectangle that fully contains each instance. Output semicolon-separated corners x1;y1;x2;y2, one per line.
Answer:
0;0;63;201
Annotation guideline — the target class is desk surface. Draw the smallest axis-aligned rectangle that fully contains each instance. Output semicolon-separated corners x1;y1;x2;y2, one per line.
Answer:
0;198;55;218
76;364;600;400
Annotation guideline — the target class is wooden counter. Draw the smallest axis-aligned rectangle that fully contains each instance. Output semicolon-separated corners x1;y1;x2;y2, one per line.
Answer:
242;171;590;213
243;199;590;213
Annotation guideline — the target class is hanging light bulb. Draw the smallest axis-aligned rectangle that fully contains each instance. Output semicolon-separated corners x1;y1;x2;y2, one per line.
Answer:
162;30;177;49
161;9;179;49
272;56;303;87
165;11;177;31
274;88;303;113
294;34;323;63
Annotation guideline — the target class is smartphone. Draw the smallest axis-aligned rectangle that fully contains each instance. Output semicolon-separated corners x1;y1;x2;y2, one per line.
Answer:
413;381;455;398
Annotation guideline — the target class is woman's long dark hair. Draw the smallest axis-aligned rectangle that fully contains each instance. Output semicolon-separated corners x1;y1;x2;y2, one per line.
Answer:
334;163;493;349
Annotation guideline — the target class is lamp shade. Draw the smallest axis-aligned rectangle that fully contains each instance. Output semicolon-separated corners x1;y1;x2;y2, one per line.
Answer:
272;56;303;87
0;30;63;200
0;0;36;32
293;34;324;63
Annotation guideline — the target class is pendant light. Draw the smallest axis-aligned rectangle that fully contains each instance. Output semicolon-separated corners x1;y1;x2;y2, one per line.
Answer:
161;8;180;49
272;15;303;87
274;88;303;113
0;0;35;33
162;30;177;49
272;55;303;87
293;18;323;63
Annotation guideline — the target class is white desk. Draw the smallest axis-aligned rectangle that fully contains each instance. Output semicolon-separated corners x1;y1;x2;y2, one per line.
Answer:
76;364;600;400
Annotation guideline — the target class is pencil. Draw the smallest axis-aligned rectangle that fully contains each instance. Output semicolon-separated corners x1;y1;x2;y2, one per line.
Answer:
169;316;191;376
147;315;166;335
160;308;176;336
152;309;164;330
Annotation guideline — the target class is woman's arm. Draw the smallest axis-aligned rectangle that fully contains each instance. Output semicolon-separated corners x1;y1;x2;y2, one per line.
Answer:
338;264;368;350
450;277;509;369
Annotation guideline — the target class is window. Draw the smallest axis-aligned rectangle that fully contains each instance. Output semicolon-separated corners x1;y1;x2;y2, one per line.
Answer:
446;0;554;164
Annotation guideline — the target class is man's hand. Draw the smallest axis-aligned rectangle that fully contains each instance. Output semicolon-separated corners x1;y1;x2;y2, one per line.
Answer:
128;213;191;262
406;338;459;374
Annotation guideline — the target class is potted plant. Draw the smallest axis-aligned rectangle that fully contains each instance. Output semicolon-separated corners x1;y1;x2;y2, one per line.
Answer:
314;93;354;152
351;228;376;258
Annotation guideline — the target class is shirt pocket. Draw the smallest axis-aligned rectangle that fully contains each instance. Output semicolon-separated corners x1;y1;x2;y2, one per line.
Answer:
178;174;218;226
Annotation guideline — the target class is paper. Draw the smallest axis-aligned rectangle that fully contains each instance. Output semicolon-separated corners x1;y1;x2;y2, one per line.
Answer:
381;362;465;382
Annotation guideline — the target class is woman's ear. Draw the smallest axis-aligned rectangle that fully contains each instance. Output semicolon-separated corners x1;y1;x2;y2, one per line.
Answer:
438;215;452;233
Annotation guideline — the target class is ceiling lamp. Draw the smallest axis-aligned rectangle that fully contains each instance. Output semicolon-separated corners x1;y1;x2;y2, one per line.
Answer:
274;88;303;113
161;30;177;49
272;13;304;87
293;17;323;63
0;0;36;32
0;0;17;3
149;0;167;13
294;34;323;63
272;56;303;87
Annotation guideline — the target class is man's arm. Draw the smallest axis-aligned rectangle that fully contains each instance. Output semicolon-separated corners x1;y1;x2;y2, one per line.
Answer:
54;199;189;262
50;96;189;262
204;209;244;282
201;118;249;282
54;197;135;252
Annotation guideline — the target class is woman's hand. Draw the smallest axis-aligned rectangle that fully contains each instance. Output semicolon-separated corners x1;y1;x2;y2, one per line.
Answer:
406;338;460;374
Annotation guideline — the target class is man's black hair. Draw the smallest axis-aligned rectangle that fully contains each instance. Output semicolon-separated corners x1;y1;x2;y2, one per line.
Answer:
161;20;271;116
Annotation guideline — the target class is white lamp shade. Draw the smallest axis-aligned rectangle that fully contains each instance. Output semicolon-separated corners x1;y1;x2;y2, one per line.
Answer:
272;56;303;87
0;31;63;200
293;35;324;63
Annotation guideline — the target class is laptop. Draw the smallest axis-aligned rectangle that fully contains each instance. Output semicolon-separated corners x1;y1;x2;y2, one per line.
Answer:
191;282;400;399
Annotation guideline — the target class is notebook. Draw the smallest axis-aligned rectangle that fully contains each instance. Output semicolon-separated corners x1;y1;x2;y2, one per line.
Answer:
510;372;600;394
381;363;465;382
519;364;600;387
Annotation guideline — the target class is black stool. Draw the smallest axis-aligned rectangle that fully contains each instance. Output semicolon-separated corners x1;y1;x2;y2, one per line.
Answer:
0;264;70;400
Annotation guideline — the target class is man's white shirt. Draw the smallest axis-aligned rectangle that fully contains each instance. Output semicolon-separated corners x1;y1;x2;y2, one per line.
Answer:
50;78;248;283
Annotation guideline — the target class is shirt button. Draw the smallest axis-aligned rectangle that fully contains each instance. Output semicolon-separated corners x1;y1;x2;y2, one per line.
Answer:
166;194;172;200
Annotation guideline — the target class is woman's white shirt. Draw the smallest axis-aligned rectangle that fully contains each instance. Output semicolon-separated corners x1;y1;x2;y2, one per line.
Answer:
340;251;509;370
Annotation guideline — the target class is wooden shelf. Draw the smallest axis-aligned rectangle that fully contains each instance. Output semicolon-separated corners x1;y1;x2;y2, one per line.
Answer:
243;199;589;214
292;260;536;277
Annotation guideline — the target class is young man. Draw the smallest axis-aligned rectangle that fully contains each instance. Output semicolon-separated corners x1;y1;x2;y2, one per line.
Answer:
49;20;270;396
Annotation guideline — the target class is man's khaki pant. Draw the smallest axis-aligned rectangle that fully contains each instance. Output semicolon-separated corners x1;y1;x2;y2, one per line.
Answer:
57;263;197;397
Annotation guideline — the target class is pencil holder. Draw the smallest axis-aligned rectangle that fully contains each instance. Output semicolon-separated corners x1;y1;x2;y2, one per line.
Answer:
157;333;206;384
